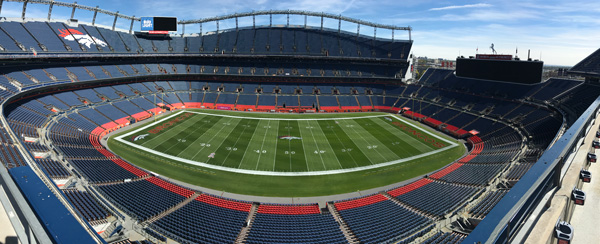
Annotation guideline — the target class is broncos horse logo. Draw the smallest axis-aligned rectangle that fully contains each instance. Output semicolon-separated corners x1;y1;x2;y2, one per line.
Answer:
131;134;149;142
58;29;108;48
279;136;302;141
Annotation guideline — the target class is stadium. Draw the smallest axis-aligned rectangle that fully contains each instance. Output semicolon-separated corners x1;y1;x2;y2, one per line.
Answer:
0;0;598;243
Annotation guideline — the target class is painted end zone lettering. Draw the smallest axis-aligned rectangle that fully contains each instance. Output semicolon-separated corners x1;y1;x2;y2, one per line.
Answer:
149;113;192;134
391;121;446;148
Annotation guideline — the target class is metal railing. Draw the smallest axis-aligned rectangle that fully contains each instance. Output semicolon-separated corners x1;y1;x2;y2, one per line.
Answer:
463;95;600;243
0;0;411;39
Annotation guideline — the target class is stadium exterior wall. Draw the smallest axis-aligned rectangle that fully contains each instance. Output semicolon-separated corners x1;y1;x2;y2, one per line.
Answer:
464;95;600;243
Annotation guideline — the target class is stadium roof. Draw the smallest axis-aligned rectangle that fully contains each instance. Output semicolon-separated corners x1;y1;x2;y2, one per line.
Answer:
569;48;600;77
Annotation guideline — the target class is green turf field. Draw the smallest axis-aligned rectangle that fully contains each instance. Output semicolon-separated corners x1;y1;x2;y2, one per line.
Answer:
108;109;465;196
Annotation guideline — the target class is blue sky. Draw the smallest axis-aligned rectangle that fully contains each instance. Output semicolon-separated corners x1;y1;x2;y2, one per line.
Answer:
1;0;599;66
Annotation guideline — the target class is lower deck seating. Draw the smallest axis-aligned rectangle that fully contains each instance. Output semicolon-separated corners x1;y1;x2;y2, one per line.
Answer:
246;212;347;243
395;181;480;217
337;200;432;243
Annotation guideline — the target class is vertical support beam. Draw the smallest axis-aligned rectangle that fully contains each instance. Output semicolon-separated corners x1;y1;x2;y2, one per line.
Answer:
181;23;185;37
269;14;272;27
338;16;341;34
252;15;255;29
304;15;307;28
409;28;412;41
235;17;238;31
199;23;202;36
287;13;289;27
129;16;134;34
70;1;76;20
0;0;4;16
373;27;376;40
112;11;119;31
356;24;360;38
92;6;98;25
216;20;220;51
21;0;28;20
47;0;54;21
320;15;323;31
391;29;394;41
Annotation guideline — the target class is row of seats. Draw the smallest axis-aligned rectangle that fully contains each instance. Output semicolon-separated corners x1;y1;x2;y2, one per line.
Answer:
96;179;187;221
469;190;509;219
63;189;110;222
423;231;467;244
245;212;347;243
150;199;248;244
35;158;70;179
257;203;321;215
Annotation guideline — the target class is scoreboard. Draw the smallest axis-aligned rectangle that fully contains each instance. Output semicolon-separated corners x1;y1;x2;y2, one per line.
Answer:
456;57;543;84
141;17;177;34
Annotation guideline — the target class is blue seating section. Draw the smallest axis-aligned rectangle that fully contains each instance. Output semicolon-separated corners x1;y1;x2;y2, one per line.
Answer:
151;200;247;244
63;189;110;222
338;200;432;243
396;182;480;217
97;180;187;221
95;104;128;121
423;232;466;244
69;159;137;183
246;213;346;243
440;164;505;186
35;158;70;179
469;190;508;219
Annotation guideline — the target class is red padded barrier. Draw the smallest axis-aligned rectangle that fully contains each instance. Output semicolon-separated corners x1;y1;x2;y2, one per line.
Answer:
386;178;433;197
195;194;252;212
334;194;388;211
257;204;321;215
147;177;194;197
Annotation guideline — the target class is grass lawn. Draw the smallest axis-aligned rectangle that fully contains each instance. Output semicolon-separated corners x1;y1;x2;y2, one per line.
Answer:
108;109;465;197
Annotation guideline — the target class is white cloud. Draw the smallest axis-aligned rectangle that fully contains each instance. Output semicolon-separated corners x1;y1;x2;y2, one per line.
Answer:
429;3;492;11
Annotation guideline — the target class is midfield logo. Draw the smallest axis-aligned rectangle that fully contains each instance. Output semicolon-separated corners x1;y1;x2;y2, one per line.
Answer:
58;29;108;48
131;134;149;142
279;136;302;141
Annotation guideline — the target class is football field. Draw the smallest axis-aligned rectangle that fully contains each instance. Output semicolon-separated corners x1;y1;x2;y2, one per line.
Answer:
115;110;456;175
109;109;465;196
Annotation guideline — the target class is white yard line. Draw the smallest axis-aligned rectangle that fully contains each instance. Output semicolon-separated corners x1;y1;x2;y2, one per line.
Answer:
254;120;272;170
311;121;343;169
272;123;279;171
141;114;206;147
342;119;391;163
391;115;457;146
190;117;238;161
219;120;253;166
175;116;225;157
237;121;260;169
326;123;360;167
306;121;327;170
